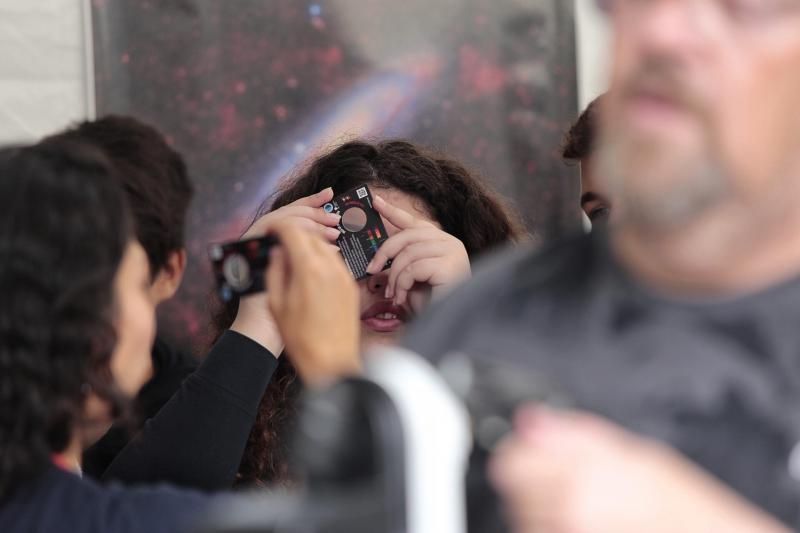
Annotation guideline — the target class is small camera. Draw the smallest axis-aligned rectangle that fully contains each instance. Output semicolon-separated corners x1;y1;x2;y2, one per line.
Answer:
209;234;278;302
208;185;392;302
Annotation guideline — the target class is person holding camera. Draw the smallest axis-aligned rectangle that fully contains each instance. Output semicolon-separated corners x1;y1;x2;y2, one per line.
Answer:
0;139;360;532
210;139;524;487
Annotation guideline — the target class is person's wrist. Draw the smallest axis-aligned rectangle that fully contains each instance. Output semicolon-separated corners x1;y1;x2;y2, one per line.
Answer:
295;342;361;387
230;313;284;357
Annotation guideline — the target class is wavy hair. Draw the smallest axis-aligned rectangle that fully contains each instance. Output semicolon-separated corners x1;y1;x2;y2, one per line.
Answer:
47;115;194;278
212;139;525;487
0;140;130;500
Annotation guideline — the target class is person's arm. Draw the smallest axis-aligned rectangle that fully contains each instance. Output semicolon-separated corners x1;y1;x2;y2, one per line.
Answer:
102;330;278;490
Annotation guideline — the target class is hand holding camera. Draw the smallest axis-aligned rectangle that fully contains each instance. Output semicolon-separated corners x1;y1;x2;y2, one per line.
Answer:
266;222;361;386
226;188;341;355
366;195;471;310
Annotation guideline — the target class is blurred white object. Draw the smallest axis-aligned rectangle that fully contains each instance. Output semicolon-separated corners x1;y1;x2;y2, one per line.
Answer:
582;210;593;233
365;346;472;533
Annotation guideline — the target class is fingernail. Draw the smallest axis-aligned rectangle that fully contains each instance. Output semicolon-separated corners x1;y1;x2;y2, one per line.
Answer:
384;287;391;299
326;228;341;240
374;195;385;205
365;260;375;274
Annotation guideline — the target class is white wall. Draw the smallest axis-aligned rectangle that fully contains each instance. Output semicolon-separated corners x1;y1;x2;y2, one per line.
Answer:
574;0;611;110
0;0;92;144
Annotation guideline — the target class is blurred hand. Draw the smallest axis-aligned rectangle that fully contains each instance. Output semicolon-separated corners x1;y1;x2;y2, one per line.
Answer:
489;407;790;533
230;188;341;356
366;195;471;309
266;221;361;386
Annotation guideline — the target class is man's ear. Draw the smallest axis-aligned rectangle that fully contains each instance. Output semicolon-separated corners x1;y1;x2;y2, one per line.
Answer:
149;249;188;304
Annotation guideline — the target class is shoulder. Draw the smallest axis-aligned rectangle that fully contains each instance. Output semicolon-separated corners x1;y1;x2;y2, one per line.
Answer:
151;336;197;372
0;466;212;533
403;231;599;359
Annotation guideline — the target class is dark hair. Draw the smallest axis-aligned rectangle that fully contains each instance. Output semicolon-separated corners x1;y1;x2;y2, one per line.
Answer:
0;140;131;500
47;115;193;278
561;95;603;161
213;139;525;487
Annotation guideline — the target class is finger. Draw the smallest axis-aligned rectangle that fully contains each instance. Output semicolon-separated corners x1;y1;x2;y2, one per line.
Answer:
324;226;342;242
385;241;444;297
310;234;351;279
491;437;561;495
242;204;340;240
365;227;441;274
266;247;287;319
284;216;341;241
490;438;566;531
290;187;335;208
243;213;276;239
283;205;341;227
289;217;340;241
270;222;323;276
374;194;431;232
393;259;437;306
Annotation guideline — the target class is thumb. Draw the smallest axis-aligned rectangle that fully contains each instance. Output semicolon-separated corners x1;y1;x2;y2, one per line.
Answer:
292;187;334;208
266;247;288;319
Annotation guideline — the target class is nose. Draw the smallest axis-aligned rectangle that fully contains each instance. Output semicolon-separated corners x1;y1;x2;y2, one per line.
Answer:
625;0;711;57
367;271;388;294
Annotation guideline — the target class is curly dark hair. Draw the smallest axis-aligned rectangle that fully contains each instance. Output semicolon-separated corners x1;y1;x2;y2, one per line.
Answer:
0;140;131;501
46;115;193;278
212;139;525;487
561;94;604;162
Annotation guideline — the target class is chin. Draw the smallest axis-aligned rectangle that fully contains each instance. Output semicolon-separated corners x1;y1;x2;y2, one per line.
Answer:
361;330;403;351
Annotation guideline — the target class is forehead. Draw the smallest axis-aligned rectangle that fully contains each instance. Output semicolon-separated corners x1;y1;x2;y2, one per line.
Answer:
373;187;441;235
611;2;800;48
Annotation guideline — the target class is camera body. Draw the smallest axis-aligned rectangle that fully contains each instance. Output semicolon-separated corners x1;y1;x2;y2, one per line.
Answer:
209;185;391;302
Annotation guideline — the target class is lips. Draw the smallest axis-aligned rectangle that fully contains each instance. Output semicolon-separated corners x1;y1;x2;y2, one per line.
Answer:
361;301;410;333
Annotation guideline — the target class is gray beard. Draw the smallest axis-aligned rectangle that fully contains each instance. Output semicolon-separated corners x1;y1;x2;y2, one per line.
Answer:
597;138;729;233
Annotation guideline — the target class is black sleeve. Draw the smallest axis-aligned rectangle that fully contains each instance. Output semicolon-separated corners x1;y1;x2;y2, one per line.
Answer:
83;341;197;480
102;330;278;490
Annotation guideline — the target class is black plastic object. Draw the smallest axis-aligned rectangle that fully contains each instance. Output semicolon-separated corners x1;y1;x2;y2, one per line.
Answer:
208;234;278;302
199;378;406;533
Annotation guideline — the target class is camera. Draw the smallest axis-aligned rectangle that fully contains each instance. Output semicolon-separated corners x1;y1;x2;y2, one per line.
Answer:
209;185;391;302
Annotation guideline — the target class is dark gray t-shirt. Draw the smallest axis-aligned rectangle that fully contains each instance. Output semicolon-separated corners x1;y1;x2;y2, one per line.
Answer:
404;232;800;526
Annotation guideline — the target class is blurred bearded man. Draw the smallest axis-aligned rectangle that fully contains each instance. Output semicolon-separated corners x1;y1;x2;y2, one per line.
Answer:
406;0;800;527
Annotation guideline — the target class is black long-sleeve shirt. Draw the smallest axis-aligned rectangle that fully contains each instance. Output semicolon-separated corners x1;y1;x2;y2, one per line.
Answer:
103;330;278;490
0;465;215;533
0;330;277;533
83;336;197;478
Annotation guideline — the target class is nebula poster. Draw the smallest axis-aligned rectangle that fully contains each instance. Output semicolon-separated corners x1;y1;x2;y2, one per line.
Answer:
92;0;580;351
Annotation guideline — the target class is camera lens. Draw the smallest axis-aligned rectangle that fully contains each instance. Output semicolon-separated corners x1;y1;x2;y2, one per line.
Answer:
341;206;367;232
222;253;252;291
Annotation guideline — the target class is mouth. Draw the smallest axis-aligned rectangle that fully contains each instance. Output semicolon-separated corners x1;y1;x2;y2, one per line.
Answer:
621;84;695;131
361;301;410;334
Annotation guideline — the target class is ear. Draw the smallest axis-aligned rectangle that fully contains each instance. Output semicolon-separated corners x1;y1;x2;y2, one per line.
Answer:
150;249;188;304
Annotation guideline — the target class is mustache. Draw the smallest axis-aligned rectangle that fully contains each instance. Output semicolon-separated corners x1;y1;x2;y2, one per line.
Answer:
618;57;707;115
